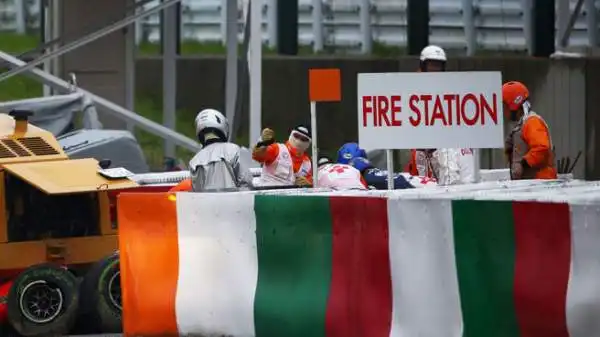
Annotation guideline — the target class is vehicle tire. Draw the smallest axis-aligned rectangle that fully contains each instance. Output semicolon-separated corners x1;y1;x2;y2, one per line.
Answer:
78;252;122;333
7;263;79;336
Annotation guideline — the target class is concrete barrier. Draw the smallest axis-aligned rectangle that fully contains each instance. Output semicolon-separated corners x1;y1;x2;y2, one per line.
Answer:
118;181;600;336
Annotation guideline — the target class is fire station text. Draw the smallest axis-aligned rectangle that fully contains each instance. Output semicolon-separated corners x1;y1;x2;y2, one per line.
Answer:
362;93;499;127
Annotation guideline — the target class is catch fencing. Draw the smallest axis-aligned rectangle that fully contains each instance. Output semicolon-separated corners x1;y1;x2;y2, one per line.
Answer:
1;0;598;53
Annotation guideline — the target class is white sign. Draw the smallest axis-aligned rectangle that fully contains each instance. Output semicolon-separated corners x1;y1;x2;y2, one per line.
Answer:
357;71;504;150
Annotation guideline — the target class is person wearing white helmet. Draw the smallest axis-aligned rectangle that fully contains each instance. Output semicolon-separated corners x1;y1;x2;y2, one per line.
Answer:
418;45;447;72
186;108;254;192
404;45;476;185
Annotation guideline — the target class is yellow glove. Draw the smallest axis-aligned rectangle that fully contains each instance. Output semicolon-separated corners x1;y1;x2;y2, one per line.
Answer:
261;128;274;143
295;176;311;187
253;128;275;157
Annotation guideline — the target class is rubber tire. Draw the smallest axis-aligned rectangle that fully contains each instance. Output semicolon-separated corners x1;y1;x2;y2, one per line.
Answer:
7;263;79;336
78;253;122;333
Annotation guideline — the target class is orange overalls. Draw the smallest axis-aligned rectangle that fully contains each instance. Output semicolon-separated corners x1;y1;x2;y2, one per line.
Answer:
505;113;557;180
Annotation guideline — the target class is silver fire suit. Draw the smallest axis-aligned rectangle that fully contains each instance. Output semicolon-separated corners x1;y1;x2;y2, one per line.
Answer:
188;142;254;192
415;148;475;186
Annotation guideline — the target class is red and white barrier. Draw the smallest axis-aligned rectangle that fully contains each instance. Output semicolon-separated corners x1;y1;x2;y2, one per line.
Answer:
117;180;600;336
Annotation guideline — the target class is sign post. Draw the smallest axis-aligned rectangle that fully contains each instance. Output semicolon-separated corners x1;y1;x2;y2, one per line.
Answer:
386;149;394;189
308;68;341;187
357;71;504;187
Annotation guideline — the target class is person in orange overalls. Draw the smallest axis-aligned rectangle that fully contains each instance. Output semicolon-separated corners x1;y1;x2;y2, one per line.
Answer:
252;125;313;187
502;81;557;180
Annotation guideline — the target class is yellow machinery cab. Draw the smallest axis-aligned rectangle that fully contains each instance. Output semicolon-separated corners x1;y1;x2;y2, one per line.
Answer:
0;110;138;271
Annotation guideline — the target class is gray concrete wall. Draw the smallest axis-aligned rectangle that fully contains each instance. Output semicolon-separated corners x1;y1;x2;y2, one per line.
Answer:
135;56;595;178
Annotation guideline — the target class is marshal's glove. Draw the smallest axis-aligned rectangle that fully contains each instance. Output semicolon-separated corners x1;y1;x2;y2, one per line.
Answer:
295;176;311;187
253;128;275;157
261;128;274;143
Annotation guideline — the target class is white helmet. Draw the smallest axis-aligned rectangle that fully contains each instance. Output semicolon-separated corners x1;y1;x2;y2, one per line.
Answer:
420;45;447;62
194;108;229;142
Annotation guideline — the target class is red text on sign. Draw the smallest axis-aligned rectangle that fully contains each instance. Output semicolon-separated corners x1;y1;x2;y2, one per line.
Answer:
362;95;402;127
408;93;498;127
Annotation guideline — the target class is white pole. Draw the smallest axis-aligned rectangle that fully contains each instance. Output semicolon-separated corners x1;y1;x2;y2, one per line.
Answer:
386;149;394;190
310;101;318;187
473;149;481;182
249;0;263;147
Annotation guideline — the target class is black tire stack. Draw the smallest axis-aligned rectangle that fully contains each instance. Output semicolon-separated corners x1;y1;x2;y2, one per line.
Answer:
6;263;79;336
78;252;122;333
2;253;123;336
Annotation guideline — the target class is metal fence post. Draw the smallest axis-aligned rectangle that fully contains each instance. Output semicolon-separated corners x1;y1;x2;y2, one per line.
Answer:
162;0;178;157
225;0;239;138
556;0;570;50
312;0;324;52
521;0;534;55
136;1;144;45
360;0;372;54
407;0;429;55
532;0;555;57
220;0;228;45
267;0;277;48
41;0;51;97
462;0;476;56
14;0;26;34
585;0;598;47
276;0;298;55
125;0;137;131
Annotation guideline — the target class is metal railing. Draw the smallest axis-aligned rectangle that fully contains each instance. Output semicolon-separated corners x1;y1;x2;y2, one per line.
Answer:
133;0;600;53
1;0;598;53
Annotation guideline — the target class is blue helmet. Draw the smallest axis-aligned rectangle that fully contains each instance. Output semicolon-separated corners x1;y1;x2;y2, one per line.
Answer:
349;157;373;172
337;143;367;164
